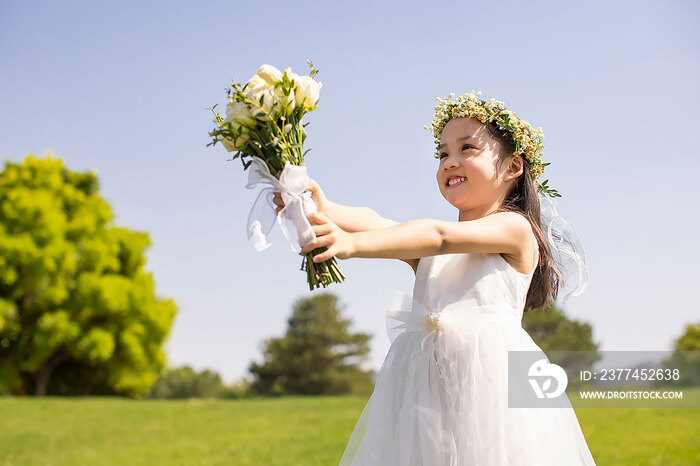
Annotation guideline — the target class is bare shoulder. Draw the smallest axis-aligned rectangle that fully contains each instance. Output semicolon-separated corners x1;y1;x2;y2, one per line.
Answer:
496;212;537;274
487;210;532;232
498;211;533;235
398;257;420;275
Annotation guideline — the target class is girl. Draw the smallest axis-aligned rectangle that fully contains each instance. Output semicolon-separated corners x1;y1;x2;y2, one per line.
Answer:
274;91;596;465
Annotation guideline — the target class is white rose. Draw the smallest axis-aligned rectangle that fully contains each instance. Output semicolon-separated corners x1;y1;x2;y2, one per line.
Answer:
257;64;283;85
243;74;268;95
225;101;258;129
293;75;323;111
246;84;279;121
272;84;295;116
218;132;249;152
219;136;236;152
233;132;250;149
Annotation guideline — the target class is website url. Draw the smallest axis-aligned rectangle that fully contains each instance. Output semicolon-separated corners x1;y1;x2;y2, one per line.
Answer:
579;390;683;400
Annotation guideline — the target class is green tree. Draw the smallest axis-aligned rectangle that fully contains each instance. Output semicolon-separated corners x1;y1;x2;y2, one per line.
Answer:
0;152;177;397
148;365;225;398
523;305;599;352
659;322;700;388
522;305;600;387
217;376;253;399
248;293;374;396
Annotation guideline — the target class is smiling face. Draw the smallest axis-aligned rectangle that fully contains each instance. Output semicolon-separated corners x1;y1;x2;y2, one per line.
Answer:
436;117;523;221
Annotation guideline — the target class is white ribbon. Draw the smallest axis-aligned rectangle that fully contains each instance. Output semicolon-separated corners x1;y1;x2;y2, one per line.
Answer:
385;291;521;347
245;155;318;252
385;291;523;413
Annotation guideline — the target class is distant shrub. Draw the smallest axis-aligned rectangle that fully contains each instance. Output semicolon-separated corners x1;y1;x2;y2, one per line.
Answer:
148;365;225;399
216;377;254;399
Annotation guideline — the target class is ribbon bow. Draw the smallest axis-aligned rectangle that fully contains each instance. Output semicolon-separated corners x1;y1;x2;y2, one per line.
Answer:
385;291;461;412
245;155;318;252
385;291;521;347
386;291;443;349
385;291;523;413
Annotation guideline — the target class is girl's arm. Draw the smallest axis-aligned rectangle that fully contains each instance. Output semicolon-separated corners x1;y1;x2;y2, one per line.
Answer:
274;181;419;272
274;178;397;233
323;200;399;233
303;210;532;275
323;202;420;274
350;211;531;259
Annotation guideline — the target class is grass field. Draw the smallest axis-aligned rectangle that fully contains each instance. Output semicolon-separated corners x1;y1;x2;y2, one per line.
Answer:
1;392;698;465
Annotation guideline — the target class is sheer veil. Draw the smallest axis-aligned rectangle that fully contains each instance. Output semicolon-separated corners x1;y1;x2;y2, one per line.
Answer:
537;192;589;304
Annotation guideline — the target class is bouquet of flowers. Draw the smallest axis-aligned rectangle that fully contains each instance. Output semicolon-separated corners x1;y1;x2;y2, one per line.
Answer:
207;59;345;290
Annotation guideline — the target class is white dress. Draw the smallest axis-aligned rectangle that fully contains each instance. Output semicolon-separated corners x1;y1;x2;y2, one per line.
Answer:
339;231;596;465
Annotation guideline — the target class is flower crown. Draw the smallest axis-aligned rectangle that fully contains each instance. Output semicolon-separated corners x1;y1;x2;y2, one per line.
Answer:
424;90;560;198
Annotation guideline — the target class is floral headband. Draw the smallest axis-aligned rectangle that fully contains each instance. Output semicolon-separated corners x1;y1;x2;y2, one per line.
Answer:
425;90;560;198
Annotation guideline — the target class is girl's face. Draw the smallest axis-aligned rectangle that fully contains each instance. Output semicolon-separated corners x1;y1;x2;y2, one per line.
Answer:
436;117;522;220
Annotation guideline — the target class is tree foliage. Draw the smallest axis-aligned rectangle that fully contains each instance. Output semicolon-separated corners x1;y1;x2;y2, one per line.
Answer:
248;293;374;396
147;365;225;399
0;152;177;397
660;322;700;387
523;305;599;352
522;305;600;387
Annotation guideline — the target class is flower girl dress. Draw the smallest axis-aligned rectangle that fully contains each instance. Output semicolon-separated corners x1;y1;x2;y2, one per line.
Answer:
338;230;596;465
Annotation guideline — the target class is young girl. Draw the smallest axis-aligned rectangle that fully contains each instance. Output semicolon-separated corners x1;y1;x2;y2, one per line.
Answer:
274;90;596;465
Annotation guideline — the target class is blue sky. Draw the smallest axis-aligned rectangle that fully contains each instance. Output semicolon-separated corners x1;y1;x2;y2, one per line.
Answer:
1;0;698;384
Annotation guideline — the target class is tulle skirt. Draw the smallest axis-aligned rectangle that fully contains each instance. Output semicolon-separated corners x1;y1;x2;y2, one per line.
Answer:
338;293;596;466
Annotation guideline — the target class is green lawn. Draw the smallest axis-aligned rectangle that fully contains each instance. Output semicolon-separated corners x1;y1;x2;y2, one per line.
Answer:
1;392;698;465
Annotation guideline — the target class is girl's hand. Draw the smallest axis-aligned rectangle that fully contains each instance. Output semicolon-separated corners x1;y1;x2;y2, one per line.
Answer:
273;177;329;216
300;211;356;261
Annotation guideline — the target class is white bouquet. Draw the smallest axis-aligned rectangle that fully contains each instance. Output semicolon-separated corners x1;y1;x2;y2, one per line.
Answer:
208;59;345;290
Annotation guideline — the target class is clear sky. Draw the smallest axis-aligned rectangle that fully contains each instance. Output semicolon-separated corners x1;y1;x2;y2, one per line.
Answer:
1;0;698;384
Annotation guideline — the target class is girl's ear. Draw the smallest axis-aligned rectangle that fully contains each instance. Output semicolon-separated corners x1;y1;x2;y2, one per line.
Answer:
506;155;525;181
